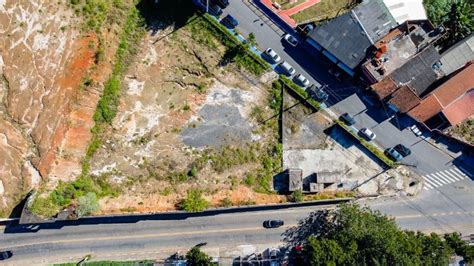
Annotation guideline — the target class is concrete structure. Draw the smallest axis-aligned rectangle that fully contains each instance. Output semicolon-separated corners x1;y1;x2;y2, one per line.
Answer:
440;33;474;76
383;0;427;24
288;168;303;192
306;0;397;76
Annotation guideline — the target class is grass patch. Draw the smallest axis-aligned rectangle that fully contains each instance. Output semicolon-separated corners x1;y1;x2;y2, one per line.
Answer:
448;118;474;145
68;0;129;33
290;0;361;23
336;121;396;168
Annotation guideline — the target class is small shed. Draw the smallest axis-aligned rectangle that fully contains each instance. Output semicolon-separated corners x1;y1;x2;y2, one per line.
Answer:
288;168;303;192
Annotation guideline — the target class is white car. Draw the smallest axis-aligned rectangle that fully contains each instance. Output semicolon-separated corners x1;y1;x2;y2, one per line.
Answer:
264;48;281;63
279;61;296;76
294;74;310;87
283;33;299;47
360;128;376;140
410;125;422;137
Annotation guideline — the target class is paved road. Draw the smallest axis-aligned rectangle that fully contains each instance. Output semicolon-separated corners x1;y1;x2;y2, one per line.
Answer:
1;200;472;265
224;1;473;183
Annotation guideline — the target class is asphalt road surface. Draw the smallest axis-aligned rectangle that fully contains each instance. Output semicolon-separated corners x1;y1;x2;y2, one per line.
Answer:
1;199;472;265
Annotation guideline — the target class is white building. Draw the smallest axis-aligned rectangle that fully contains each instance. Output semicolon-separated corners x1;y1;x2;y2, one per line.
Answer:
383;0;428;24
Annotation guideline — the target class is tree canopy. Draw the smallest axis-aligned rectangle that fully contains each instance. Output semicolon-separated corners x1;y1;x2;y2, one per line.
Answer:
284;203;473;265
186;247;213;266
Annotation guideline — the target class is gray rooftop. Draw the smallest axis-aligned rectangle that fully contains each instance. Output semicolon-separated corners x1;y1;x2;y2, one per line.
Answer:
308;0;397;69
440;34;474;76
390;45;442;96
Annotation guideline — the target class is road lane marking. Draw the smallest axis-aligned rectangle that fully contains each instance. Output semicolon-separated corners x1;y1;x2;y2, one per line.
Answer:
431;172;453;183
444;170;461;181
423;176;441;187
453;168;468;177
428;174;448;185
434;172;455;183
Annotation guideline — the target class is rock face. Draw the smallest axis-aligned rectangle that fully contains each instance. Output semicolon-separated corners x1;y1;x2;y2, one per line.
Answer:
0;0;98;215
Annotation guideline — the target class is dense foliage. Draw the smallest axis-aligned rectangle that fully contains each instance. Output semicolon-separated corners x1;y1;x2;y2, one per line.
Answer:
185;247;213;266
287;203;473;265
180;189;209;212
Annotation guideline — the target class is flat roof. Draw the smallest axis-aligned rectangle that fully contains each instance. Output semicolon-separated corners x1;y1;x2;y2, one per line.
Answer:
383;0;427;24
440;34;474;76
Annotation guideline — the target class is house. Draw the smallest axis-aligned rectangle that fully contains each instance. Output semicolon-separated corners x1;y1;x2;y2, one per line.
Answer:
305;0;397;76
408;63;474;129
439;33;474;76
370;45;444;112
383;0;427;24
362;20;440;84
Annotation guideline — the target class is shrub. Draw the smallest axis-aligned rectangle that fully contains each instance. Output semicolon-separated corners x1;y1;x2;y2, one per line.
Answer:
76;192;100;217
186;247;213;266
292;190;304;202
180;189;209;212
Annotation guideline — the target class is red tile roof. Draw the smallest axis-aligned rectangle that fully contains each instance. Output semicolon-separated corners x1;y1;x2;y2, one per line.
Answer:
388;85;421;113
408;94;442;121
371;77;398;99
442;90;474;126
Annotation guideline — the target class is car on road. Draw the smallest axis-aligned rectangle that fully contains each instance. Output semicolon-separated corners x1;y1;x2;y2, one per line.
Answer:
294;74;310;87
340;113;355;126
394;144;411;157
200;1;223;17
410;124;423;137
279;61;296;76
385;147;403;161
211;0;229;8
264;48;281;63
359;128;376;140
0;251;13;260
283;33;299;47
263;219;284;228
309;84;329;102
221;14;238;29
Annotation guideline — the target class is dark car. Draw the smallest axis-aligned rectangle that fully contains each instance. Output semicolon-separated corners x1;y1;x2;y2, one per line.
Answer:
385;148;403;162
221;14;238;29
0;251;13;261
212;0;229;8
263;220;284;228
394;144;411;157
340;113;355;126
312;85;329;102
200;0;223;17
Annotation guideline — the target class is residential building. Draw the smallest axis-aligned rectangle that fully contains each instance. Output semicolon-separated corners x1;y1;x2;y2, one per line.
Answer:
383;0;427;24
408;63;474;129
439;33;474;76
306;0;397;76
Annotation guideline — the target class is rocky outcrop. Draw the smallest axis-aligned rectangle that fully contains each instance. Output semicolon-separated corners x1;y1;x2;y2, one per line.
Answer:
0;0;99;215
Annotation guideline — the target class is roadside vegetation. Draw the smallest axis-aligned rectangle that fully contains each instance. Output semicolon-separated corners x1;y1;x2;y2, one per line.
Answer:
448;118;474;145
30;0;145;217
287;203;474;265
290;0;361;24
55;260;155;266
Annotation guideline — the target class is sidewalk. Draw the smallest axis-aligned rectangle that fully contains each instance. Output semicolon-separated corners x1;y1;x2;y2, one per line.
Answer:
258;0;320;28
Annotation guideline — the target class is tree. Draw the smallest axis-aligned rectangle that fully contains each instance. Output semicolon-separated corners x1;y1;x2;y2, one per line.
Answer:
76;192;99;217
445;232;474;263
186;247;213;266
291;190;304;202
284;203;462;265
180;189;209;212
423;0;452;25
441;0;474;48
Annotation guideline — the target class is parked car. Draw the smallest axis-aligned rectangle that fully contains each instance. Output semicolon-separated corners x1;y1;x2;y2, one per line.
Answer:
263;220;284;228
359;128;376;140
283;33;299;47
328;67;342;81
202;2;222;17
386;147;403;162
0;251;13;261
279;61;296;76
410;124;422;137
394;144;411;157
309;84;328;102
211;0;229;8
221;14;238;28
264;48;281;63
340;113;355;126
294;74;310;87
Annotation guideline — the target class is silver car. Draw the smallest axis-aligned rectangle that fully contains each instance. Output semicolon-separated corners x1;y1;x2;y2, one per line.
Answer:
264;48;281;63
279;61;296;76
283;33;299;47
360;128;376;140
294;74;310;87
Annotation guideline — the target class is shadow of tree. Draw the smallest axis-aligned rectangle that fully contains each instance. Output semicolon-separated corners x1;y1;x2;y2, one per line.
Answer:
281;209;334;246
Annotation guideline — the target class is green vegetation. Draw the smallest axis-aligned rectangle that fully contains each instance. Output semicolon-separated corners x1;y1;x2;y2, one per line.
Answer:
290;0;361;24
76;192;100;217
336;120;396;168
291;189;304;202
279;76;321;111
191;14;270;75
449;118;474;145
423;0;473;49
180;189;209;212
296;203;473;265
186;247;213;266
55;260;155;266
68;0;128;32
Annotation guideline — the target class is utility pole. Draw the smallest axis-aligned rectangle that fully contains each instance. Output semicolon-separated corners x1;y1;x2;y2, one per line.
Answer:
206;0;209;13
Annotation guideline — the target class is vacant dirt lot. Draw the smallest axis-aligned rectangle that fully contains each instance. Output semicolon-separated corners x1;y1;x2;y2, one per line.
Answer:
90;19;284;214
